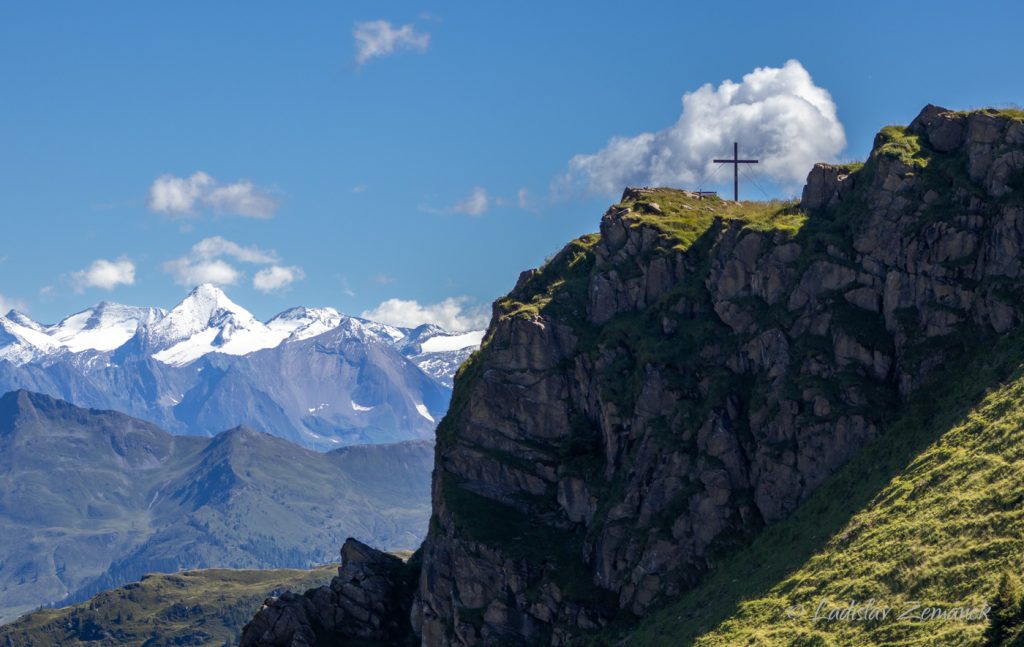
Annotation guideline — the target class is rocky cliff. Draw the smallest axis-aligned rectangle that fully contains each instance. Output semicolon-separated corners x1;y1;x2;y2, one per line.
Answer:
242;105;1024;645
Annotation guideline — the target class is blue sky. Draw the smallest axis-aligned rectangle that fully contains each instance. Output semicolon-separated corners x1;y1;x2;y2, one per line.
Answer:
1;1;1021;328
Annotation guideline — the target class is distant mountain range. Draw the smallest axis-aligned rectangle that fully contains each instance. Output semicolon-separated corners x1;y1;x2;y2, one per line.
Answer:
0;285;483;449
0;390;434;624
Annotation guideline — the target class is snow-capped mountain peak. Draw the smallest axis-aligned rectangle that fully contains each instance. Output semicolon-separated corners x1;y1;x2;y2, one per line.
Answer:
48;302;166;353
334;316;406;345
266;306;344;341
0;313;62;364
0;285;486;385
149;284;282;366
4;310;45;333
0;285;487;449
150;284;256;342
399;324;484;353
150;288;414;367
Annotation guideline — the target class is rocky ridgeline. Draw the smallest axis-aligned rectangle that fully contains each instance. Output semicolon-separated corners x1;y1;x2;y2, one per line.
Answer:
241;105;1024;645
239;539;418;645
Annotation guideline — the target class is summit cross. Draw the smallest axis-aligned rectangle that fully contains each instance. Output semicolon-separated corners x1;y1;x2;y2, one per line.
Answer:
713;142;758;202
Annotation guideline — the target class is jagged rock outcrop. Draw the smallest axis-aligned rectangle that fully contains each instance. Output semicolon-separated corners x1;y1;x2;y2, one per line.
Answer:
239;539;418;646
246;105;1024;645
800;162;858;210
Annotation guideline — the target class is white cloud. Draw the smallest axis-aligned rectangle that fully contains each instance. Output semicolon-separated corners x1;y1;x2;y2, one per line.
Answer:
148;172;214;215
205;181;278;218
563;59;846;195
164;236;301;289
451;187;489;216
517;187;530;209
0;294;27;314
72;258;136;292
147;172;278;218
361;296;488;332
420;186;492;216
354;20;430;65
192;236;279;264
253;265;305;292
163;257;241;287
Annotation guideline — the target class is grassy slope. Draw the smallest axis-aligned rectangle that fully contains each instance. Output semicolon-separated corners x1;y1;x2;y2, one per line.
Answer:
610;322;1024;645
0;565;337;647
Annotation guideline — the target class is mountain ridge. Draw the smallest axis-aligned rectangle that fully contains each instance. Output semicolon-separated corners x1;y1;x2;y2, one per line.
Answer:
0;283;477;369
0;390;434;625
0;285;483;449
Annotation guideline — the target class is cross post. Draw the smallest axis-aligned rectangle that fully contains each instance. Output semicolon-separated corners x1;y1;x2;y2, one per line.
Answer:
713;142;758;201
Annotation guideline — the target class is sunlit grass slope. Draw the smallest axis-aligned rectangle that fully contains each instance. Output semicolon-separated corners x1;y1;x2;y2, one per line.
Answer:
613;330;1024;646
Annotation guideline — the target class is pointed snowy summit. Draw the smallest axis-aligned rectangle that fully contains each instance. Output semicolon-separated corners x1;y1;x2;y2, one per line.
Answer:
150;284;284;366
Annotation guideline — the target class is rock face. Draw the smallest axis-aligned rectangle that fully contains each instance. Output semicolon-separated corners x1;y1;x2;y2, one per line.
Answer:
800;162;858;210
246;106;1024;645
240;539;418;646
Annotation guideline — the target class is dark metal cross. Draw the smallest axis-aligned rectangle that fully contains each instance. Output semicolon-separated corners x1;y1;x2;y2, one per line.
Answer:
713;142;758;201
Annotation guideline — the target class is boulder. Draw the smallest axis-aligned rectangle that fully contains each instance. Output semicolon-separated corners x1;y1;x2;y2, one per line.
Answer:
907;104;965;152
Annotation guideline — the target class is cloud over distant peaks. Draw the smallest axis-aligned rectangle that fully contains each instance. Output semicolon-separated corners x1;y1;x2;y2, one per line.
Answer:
72;258;136;292
563;59;846;195
163;237;302;291
253;266;305;293
192;236;279;264
361;296;488;332
164;257;241;287
354;20;430;66
148;172;279;219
